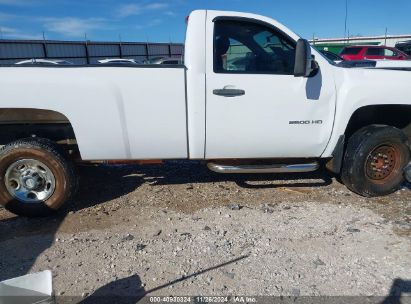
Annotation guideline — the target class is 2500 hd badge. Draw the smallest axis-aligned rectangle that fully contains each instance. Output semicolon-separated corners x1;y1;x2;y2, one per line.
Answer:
289;120;323;125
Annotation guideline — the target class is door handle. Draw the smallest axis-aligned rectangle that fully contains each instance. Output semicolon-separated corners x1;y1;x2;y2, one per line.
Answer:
213;88;245;97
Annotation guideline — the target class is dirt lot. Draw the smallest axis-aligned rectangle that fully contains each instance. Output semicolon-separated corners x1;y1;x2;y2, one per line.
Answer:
0;161;410;302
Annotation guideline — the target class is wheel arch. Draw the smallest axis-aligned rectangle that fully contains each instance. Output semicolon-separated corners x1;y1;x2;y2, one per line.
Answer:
0;108;81;160
344;104;411;141
325;104;411;174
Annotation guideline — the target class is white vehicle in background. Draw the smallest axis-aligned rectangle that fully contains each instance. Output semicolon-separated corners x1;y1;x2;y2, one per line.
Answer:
337;59;411;70
98;58;141;64
15;59;73;65
374;59;411;69
0;10;410;217
150;57;183;65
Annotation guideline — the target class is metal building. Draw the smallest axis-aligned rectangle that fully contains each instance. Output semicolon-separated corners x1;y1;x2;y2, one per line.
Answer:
0;39;184;64
310;34;411;55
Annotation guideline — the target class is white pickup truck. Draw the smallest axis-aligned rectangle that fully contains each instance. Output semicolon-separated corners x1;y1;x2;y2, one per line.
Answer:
0;10;410;217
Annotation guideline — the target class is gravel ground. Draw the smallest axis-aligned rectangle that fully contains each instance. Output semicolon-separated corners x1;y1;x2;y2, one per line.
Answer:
0;161;410;302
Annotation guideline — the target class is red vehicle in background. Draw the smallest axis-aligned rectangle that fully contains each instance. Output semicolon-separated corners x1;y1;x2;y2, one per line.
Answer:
339;45;409;61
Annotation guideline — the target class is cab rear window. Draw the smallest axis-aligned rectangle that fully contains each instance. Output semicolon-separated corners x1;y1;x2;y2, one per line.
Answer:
340;47;362;55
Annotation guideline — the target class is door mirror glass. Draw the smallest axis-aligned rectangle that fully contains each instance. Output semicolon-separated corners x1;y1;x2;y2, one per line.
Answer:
294;39;315;77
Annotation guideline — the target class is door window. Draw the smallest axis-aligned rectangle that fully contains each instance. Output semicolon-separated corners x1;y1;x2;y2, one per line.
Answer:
214;20;296;74
366;48;383;56
383;48;397;56
340;47;362;55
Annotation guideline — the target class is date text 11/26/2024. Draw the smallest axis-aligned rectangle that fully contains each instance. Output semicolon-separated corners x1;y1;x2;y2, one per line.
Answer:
149;296;257;303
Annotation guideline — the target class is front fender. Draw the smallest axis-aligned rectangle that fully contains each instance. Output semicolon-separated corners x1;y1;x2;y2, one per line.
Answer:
322;68;411;157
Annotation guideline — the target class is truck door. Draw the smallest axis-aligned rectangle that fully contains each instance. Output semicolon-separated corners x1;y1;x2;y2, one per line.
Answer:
205;16;336;159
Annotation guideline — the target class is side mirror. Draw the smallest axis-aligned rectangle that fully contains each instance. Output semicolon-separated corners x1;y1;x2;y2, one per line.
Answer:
294;39;317;77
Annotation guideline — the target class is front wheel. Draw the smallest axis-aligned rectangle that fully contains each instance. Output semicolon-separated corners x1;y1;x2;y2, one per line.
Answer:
341;125;410;197
0;138;77;217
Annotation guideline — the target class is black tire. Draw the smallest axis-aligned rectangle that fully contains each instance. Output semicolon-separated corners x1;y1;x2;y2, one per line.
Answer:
341;125;410;197
0;138;77;217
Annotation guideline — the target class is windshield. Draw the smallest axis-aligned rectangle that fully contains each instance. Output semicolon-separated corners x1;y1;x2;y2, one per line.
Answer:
321;51;342;61
312;48;337;65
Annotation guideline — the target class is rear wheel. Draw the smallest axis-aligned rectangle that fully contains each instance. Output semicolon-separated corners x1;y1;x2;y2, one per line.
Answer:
341;125;410;197
0;138;77;217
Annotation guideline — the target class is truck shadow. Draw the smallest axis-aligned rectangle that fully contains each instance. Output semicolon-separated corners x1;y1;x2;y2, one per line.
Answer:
403;181;411;191
78;274;146;304
380;278;411;304
306;68;322;100
69;160;333;210
0;214;62;281
80;267;409;304
79;255;248;303
0;161;329;282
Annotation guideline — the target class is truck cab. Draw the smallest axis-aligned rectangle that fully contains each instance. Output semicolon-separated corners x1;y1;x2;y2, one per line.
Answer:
0;10;410;217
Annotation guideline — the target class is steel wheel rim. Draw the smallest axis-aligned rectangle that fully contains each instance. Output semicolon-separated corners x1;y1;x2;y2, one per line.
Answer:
4;159;56;203
365;144;401;182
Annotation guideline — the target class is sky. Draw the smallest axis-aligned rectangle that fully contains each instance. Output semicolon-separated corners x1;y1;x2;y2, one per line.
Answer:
0;0;410;43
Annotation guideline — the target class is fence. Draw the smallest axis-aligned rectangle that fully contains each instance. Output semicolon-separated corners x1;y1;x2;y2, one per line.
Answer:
0;39;184;64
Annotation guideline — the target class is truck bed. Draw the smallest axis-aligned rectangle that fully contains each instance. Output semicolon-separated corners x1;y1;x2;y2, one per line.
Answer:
0;65;188;160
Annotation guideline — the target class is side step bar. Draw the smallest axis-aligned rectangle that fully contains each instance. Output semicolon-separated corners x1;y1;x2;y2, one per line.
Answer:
207;162;320;174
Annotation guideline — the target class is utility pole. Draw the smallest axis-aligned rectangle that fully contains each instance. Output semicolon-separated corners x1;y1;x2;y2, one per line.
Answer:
119;34;122;58
42;31;48;59
84;33;90;64
344;0;348;43
384;28;388;46
146;36;149;61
